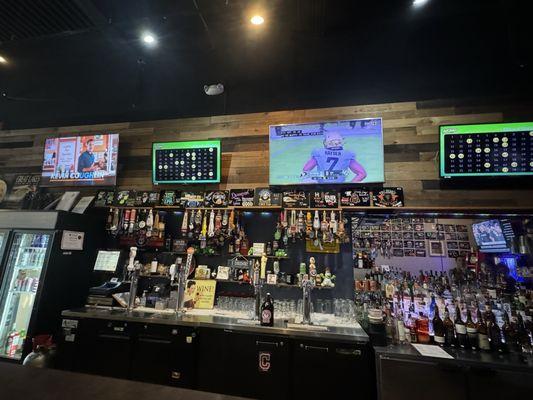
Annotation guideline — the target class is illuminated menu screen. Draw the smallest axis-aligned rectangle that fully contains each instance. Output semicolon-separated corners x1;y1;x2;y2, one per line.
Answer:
152;140;221;184
440;122;533;178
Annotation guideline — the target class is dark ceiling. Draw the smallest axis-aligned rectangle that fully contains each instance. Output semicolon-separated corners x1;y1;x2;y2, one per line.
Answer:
0;0;531;130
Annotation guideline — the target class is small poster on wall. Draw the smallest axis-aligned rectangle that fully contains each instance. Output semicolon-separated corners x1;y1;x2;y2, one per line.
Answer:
230;189;255;207
340;188;371;207
372;187;404;207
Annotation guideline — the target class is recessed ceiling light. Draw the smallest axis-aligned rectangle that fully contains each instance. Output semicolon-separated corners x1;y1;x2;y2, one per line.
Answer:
250;15;264;25
142;33;156;45
0;55;7;64
413;0;429;7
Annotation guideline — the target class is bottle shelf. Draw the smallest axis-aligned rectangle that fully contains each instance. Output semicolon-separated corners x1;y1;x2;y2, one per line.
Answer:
264;283;333;290
103;204;533;216
246;255;290;259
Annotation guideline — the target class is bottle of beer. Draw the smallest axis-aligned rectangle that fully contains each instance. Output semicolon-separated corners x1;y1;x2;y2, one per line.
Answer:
454;305;467;348
465;309;478;350
432;306;445;346
502;311;518;353
260;293;274;327
488;312;503;352
443;307;456;347
476;308;490;351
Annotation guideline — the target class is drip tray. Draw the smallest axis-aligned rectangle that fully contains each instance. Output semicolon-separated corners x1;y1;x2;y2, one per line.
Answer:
286;323;329;331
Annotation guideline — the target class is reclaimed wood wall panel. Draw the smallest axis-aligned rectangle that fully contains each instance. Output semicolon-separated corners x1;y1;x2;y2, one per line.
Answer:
1;99;533;206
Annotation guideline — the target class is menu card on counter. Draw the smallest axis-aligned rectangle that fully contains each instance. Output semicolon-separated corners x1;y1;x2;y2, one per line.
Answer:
411;344;454;359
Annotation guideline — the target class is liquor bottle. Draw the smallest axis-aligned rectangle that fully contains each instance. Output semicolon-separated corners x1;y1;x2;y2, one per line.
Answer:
443;308;456;347
406;313;418;343
476;308;490;351
403;313;412;343
454;305;467;348
396;307;406;344
266;242;272;256
516;313;531;354
433;306;446;346
260;293;274;327
385;308;398;345
488;312;502;352
150;251;159;274
416;312;430;344
465;309;478;350
502;311;518;353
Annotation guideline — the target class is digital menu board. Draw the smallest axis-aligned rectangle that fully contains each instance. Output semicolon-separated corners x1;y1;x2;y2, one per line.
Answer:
152;140;221;184
440;122;533;179
41;134;119;187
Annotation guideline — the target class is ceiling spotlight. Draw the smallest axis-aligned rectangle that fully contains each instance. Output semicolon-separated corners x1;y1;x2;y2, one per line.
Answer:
142;33;156;45
250;15;264;25
412;0;429;7
0;55;7;64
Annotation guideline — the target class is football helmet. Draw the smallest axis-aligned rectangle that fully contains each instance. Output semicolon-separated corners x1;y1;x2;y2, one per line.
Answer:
323;131;344;149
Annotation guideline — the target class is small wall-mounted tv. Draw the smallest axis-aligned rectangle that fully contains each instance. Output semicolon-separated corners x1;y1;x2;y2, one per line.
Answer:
152;140;221;184
440;122;533;180
269;118;384;185
472;219;512;253
41;134;119;187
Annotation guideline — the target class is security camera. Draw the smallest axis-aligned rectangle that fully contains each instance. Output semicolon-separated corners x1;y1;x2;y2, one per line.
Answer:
204;83;224;96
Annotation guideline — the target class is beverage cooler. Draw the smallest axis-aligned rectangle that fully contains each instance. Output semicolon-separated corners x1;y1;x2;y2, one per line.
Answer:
0;211;103;363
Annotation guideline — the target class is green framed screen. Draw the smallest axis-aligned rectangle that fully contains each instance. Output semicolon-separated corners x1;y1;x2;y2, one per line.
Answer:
152;140;221;184
439;122;533;179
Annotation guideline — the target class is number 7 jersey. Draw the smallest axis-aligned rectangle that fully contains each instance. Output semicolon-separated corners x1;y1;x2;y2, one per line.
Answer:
311;148;356;182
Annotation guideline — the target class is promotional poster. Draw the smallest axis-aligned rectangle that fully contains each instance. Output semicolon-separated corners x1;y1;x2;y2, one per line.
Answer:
269;118;384;185
41;134;119;186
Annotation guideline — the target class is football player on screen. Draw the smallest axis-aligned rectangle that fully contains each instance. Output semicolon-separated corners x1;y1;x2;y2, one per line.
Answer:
300;131;367;183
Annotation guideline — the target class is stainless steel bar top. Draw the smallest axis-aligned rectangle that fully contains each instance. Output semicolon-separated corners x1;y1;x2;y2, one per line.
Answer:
0;363;249;400
62;307;369;343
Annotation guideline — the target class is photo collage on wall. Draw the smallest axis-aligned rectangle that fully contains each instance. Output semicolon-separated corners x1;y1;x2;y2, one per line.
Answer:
351;217;472;259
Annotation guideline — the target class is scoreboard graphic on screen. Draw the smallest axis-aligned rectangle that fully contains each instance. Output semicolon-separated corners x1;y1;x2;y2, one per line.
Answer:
152;140;221;184
440;122;533;179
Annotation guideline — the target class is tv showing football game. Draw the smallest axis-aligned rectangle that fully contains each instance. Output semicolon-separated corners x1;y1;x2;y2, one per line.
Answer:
440;122;533;179
152;140;221;184
41;134;119;187
269;118;384;185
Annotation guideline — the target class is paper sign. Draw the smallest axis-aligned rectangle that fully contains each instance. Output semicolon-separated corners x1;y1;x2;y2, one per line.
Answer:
61;230;85;250
183;280;217;309
411;344;454;359
56;191;80;211
72;196;95;214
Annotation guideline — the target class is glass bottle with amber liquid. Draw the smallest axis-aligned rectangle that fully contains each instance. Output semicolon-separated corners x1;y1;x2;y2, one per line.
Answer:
454;305;467;348
465;309;478;350
488;312;502;352
432;306;446;347
443;307;456;347
416;312;430;344
260;293;274;327
502;311;518;353
476;308;490;351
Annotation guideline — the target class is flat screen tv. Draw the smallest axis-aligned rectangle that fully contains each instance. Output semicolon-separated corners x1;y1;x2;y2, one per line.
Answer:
41;134;119;187
269;118;384;185
152;140;221;184
440;122;533;180
472;219;511;253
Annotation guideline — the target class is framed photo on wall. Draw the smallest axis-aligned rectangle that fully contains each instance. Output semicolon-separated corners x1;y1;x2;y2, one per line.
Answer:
429;241;445;257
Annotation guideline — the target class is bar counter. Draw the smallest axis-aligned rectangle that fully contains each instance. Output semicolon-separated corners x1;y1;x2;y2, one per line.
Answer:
62;306;369;343
58;307;374;400
375;344;533;400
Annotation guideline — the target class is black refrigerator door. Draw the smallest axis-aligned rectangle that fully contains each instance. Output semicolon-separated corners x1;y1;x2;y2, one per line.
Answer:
0;230;53;362
0;230;11;279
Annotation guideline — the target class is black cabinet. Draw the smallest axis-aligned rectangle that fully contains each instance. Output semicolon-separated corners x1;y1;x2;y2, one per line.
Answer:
467;366;533;399
377;357;466;400
197;328;290;400
130;323;197;388
75;319;133;380
292;339;375;400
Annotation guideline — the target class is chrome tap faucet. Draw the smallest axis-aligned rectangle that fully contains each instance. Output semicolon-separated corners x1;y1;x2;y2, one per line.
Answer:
253;262;262;320
302;277;314;324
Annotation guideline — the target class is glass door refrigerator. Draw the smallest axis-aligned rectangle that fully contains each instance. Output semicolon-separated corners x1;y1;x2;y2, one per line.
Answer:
0;231;52;360
0;211;104;363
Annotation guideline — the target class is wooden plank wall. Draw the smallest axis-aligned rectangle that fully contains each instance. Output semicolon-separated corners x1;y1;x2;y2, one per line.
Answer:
1;99;533;206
